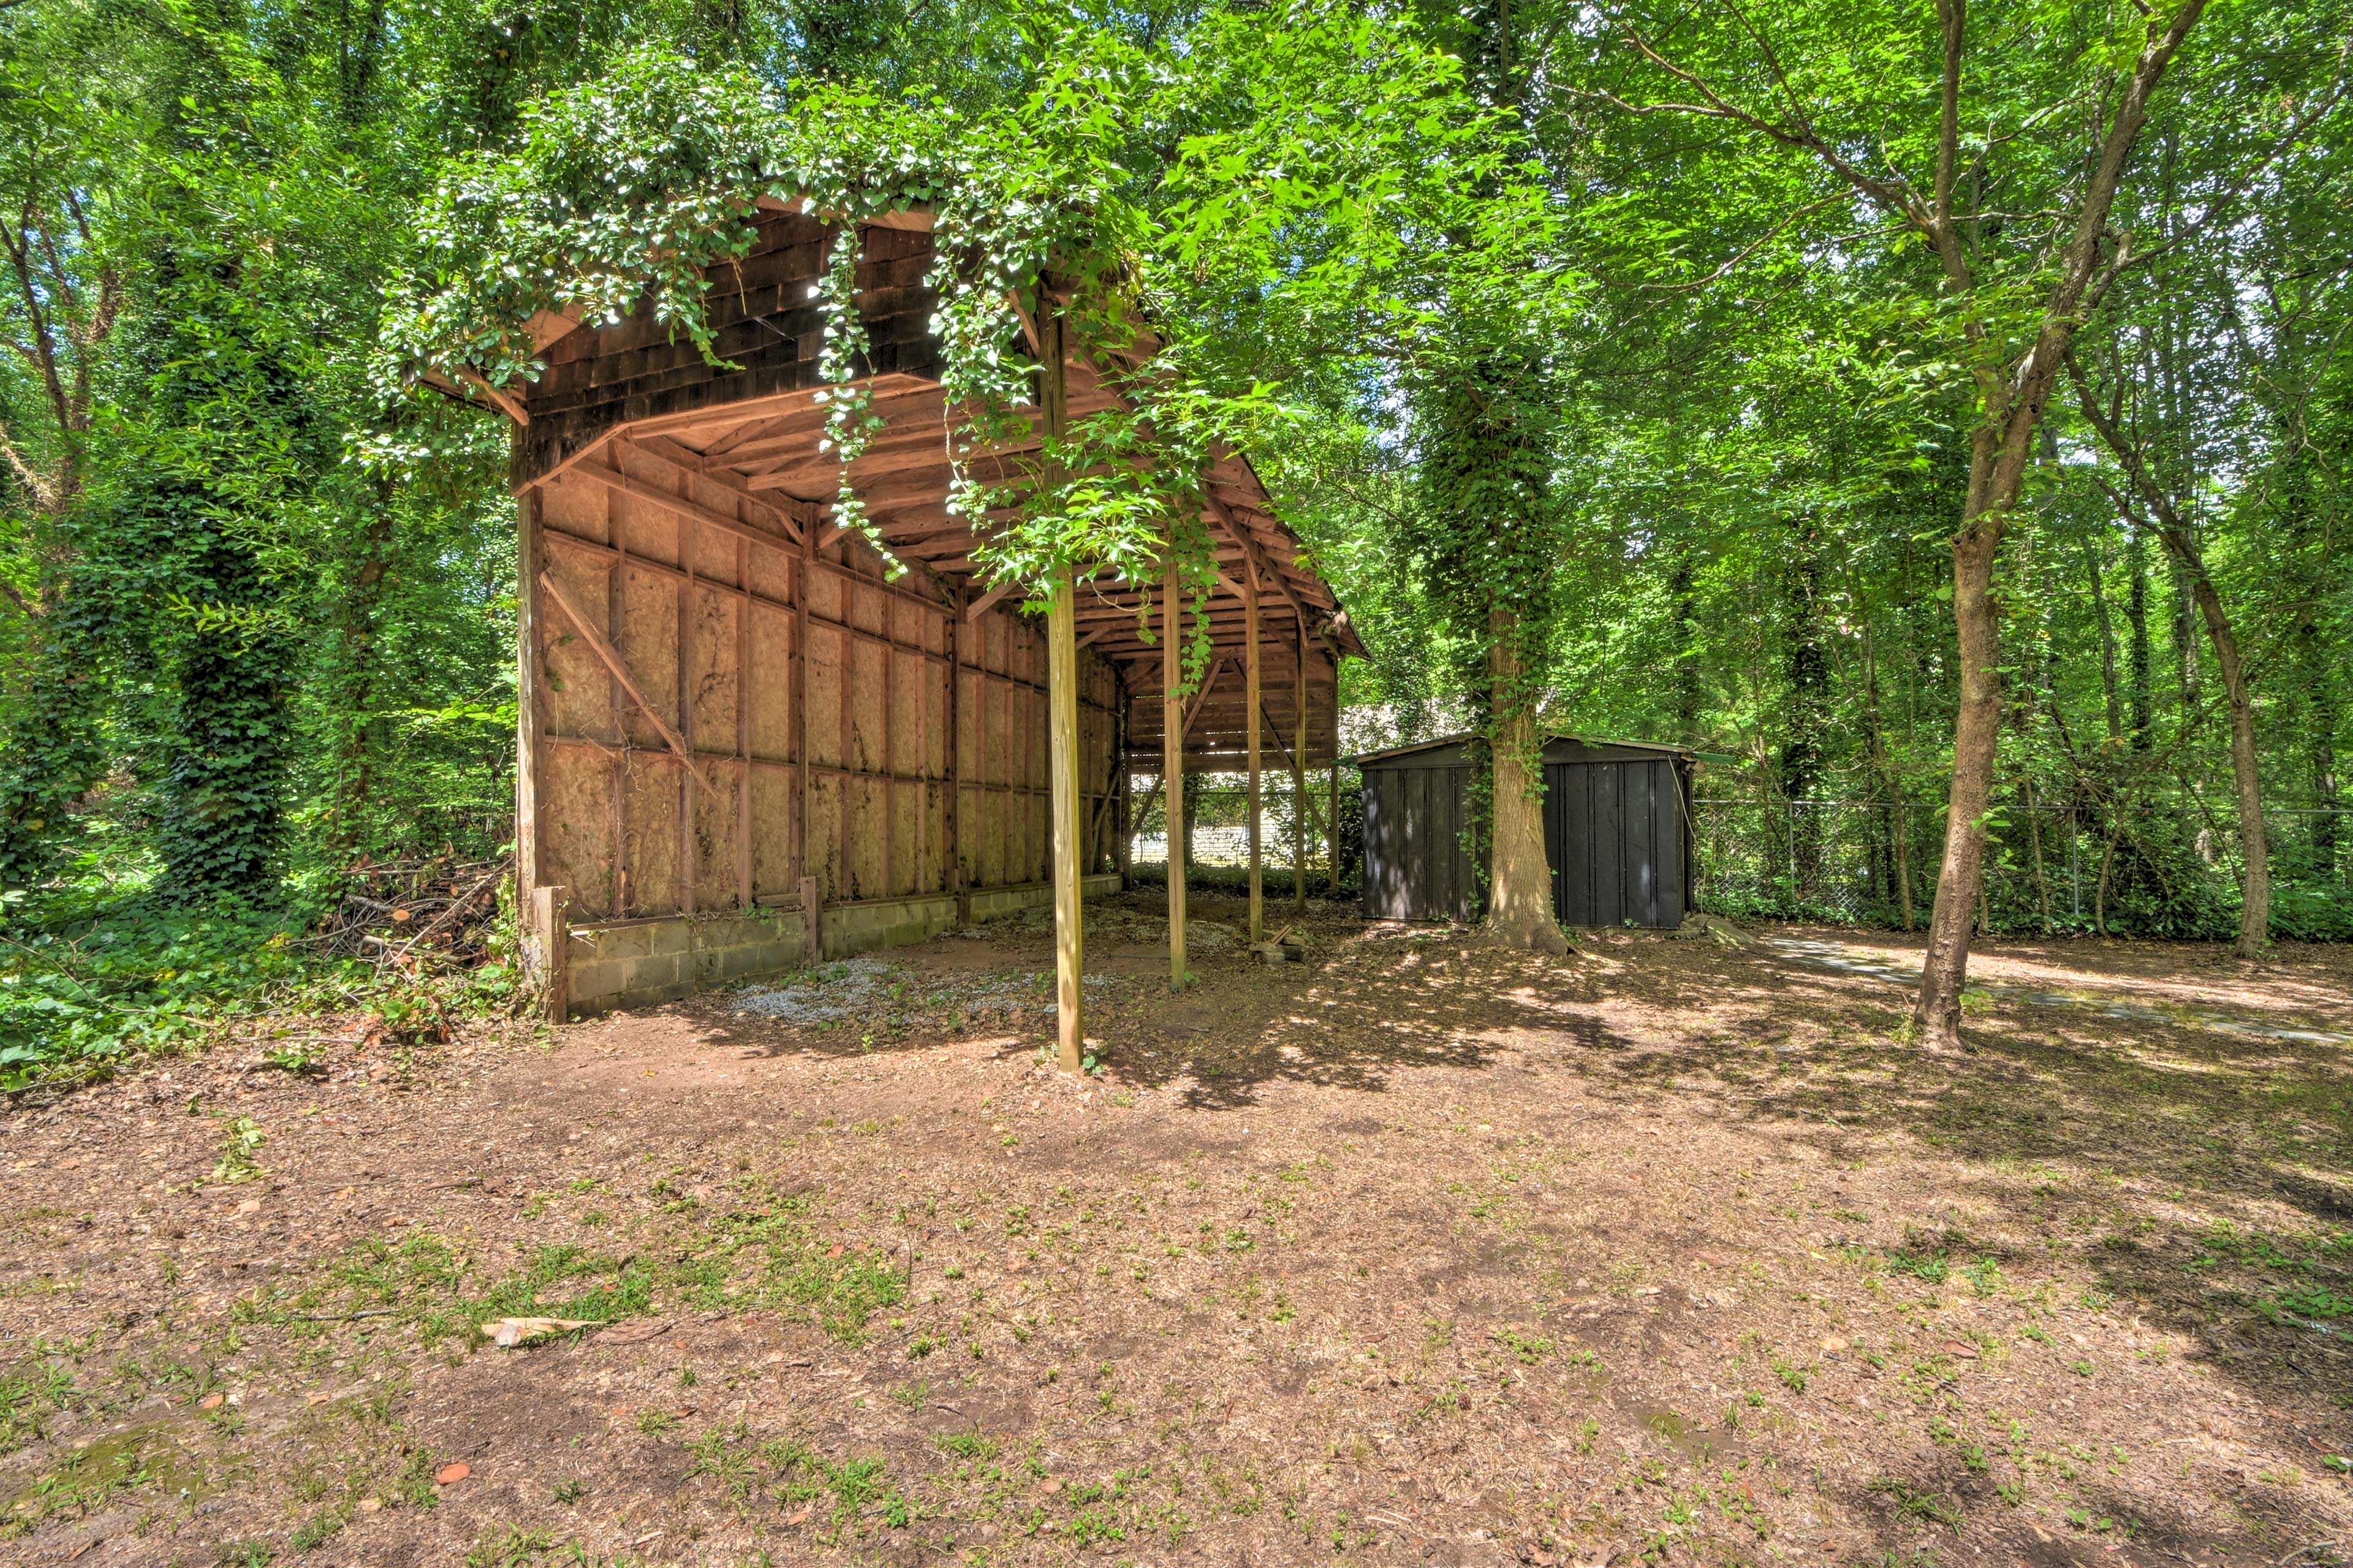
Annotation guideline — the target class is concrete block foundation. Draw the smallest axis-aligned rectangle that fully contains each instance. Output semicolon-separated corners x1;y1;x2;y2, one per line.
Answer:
562;874;1121;1017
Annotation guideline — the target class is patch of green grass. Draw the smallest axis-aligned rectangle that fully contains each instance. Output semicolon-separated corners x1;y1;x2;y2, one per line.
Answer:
2262;1283;2351;1322
1884;1227;1956;1286
1867;1476;1961;1528
0;1360;78;1453
463;1528;563;1567
1493;1328;1553;1365
289;1510;346;1550
308;1189;905;1348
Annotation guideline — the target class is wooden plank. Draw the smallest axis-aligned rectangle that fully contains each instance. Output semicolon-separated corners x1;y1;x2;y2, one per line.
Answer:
517;490;545;926
1244;552;1263;944
1328;760;1340;898
1657;760;1686;924
570;456;803;550
621;433;811;540
796;522;813;904
537;569;719;799
1205;494;1311;628
1050;563;1084;1069
736;536;752;906
606;485;629;915
676;507;694;918
534;885;568;1024
947;584;966;922
459;366;529;425
966;580;1021;623
1163;547;1187;990
1292;627;1308;914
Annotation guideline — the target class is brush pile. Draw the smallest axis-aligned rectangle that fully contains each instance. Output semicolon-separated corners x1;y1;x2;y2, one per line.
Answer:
305;854;510;971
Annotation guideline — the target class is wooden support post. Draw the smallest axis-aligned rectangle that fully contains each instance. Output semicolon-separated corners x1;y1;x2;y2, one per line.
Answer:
516;491;544;922
949;585;969;926
1163;547;1188;990
1243;553;1264;945
1293;627;1308;915
1048;559;1085;1069
1040;308;1085;1069
1116;689;1135;891
1328;757;1342;898
796;518;813;910
676;504;695;920
534;885;568;1025
800;874;822;963
736;535;752;908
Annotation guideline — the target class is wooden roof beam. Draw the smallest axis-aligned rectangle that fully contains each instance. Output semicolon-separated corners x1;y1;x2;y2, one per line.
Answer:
565;449;802;550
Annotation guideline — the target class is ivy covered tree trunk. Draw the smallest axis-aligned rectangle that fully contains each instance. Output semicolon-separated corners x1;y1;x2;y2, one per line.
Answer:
156;504;294;893
1484;602;1567;954
1781;528;1829;901
0;593;113;888
1406;357;1569;957
2178;547;2268;956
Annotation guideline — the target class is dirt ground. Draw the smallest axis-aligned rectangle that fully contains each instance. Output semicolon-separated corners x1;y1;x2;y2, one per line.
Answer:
4;892;2351;1568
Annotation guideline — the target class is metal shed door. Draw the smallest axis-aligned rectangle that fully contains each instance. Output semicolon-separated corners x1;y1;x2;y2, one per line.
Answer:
1360;765;1476;921
1545;759;1685;928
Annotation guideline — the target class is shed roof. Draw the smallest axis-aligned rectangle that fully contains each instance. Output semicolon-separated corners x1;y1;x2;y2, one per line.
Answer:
432;200;1361;770
1345;732;1701;767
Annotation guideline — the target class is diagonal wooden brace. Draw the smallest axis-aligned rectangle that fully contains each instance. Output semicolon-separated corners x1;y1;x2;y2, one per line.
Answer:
1128;657;1229;833
537;570;720;799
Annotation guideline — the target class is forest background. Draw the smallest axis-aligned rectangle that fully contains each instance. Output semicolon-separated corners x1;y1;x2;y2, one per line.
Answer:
0;0;2346;1083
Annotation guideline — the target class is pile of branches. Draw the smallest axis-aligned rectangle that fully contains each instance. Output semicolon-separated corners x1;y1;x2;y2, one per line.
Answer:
306;853;510;970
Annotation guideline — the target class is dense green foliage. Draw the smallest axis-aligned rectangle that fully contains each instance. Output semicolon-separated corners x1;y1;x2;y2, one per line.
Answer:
1;0;2347;1078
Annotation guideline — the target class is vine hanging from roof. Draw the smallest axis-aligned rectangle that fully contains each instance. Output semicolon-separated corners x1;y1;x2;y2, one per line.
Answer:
378;40;1235;675
379;10;1542;693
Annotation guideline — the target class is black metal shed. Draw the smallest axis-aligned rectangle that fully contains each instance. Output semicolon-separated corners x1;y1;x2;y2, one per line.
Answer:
1354;735;1697;928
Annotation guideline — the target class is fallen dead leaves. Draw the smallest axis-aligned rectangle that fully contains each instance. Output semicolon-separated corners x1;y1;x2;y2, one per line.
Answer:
479;1316;601;1347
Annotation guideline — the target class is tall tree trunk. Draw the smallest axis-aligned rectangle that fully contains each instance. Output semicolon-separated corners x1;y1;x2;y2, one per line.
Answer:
327;499;395;857
1915;520;2004;1048
1859;608;1911;928
2069;361;2269;956
2174;560;2200;720
2313;647;2341;875
1781;529;1828;904
1483;602;1567;955
2126;525;2154;749
1670;546;1702;744
2184;566;2268;956
2085;536;2124;747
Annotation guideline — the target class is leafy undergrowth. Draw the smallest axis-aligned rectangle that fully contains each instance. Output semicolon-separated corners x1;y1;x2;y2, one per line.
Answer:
0;871;524;1095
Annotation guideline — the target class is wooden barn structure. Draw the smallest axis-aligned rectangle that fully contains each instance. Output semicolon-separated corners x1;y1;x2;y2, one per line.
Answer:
1354;735;1697;929
431;199;1362;1034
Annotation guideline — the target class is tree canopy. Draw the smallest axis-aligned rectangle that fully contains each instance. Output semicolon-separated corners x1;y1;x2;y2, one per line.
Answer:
2;0;2349;1079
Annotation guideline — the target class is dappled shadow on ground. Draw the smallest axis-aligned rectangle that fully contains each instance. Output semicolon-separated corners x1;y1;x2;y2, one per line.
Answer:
675;890;1639;1112
1580;925;2353;1415
7;908;2351;1566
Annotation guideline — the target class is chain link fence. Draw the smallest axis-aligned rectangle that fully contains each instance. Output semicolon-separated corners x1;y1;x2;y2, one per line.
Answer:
1692;798;2353;941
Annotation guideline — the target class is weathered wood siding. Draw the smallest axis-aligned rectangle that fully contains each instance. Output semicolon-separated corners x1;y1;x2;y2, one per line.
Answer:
525;450;1116;924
